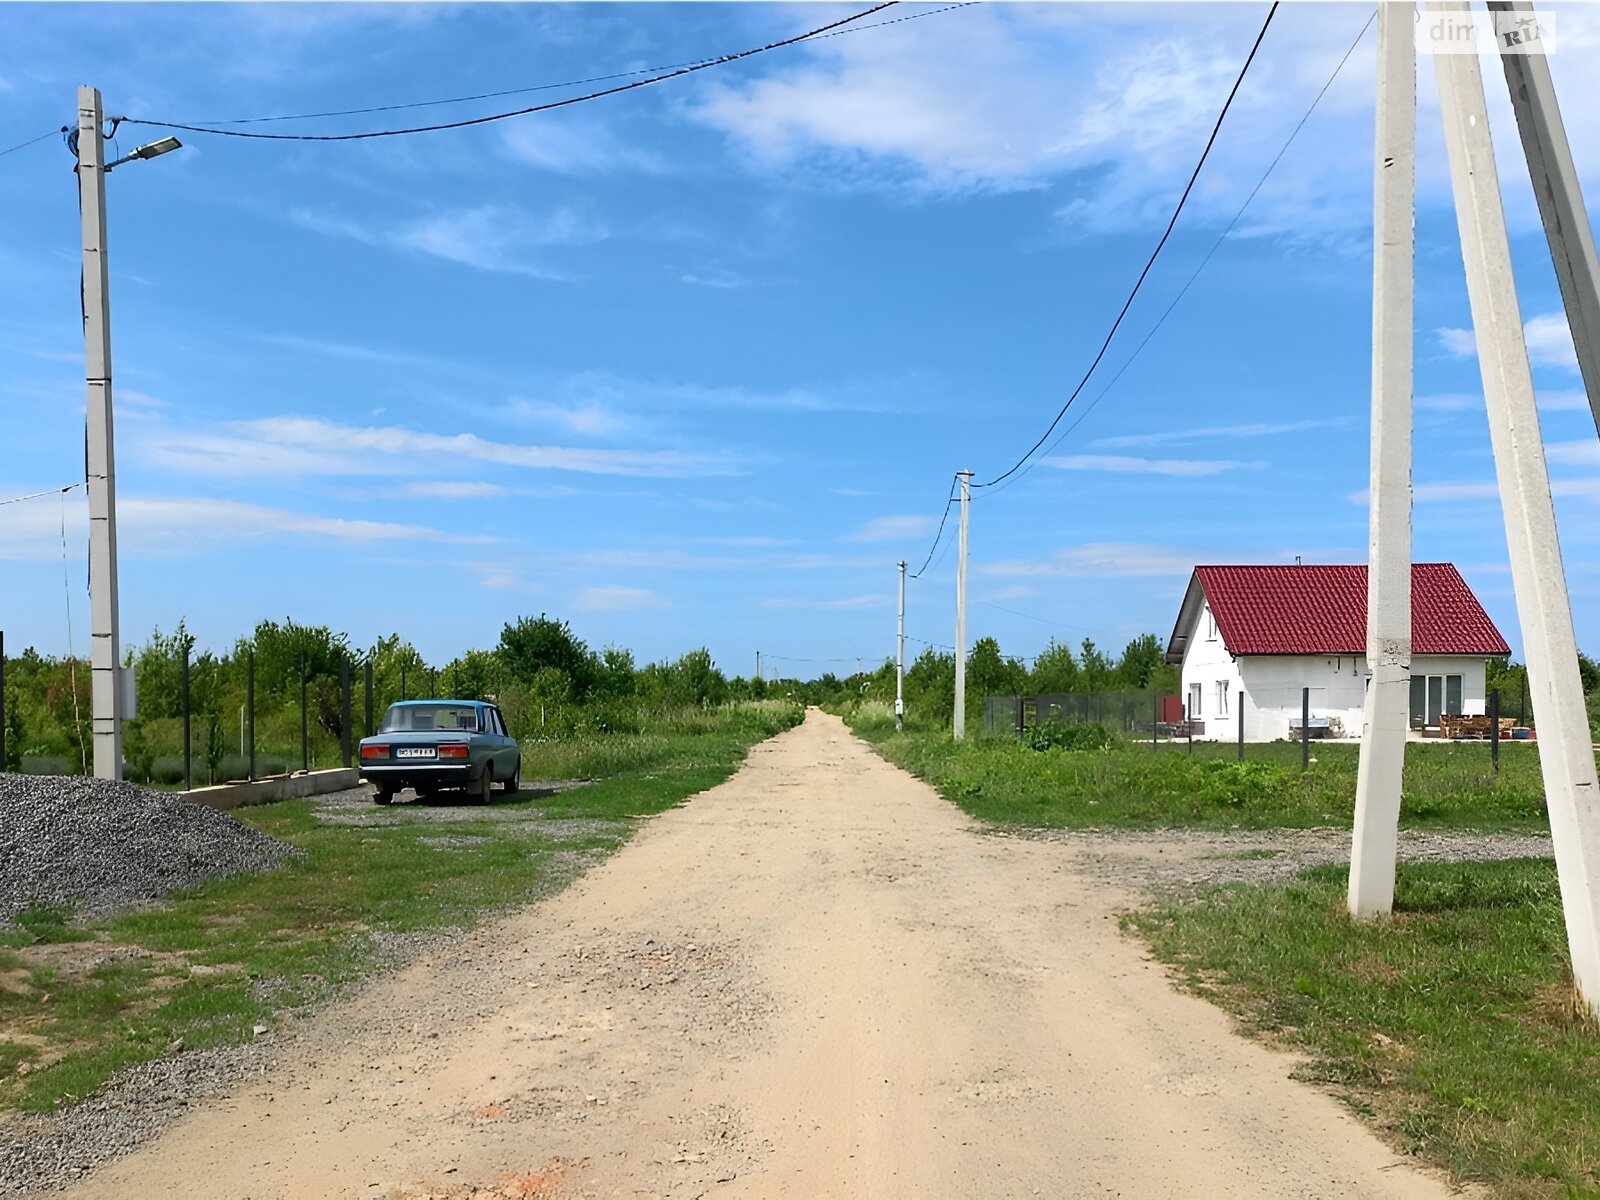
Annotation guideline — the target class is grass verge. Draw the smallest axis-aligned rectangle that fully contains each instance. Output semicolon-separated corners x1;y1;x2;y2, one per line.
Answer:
1127;860;1600;1198
0;701;801;1115
845;710;1554;831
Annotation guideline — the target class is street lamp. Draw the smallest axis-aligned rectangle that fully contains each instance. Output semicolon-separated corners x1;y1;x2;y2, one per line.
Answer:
75;85;183;780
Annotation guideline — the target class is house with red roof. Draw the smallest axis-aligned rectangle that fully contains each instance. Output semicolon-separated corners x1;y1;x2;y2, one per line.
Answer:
1164;563;1510;741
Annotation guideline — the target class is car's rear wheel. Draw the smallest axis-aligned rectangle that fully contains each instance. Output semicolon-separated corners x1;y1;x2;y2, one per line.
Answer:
501;757;520;796
469;764;492;805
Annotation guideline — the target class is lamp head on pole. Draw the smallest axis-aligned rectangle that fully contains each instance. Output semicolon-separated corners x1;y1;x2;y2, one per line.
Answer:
105;136;183;172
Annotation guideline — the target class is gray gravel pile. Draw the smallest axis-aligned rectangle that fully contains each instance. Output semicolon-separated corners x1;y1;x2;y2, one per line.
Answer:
0;774;301;922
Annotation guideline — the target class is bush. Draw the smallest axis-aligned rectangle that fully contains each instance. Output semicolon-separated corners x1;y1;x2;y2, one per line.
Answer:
1021;721;1118;752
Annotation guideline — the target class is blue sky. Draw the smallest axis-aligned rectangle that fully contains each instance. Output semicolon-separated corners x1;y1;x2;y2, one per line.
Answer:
4;1;1600;676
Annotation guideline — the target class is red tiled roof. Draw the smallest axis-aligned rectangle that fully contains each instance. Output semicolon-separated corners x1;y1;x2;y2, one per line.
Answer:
1193;563;1510;657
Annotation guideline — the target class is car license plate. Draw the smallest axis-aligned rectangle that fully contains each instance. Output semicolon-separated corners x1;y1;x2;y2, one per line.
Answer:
396;747;436;759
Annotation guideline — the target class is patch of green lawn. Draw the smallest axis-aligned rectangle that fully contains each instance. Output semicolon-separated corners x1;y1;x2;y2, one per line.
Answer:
848;713;1553;831
1128;860;1600;1198
0;701;801;1114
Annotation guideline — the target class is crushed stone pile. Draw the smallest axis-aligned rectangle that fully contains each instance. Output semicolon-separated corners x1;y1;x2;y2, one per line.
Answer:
0;774;302;921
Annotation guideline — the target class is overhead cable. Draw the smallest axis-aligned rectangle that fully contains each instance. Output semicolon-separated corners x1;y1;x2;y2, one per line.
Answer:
906;474;960;580
974;0;1280;489
990;6;1375;490
173;3;975;128
0;127;68;159
122;3;899;143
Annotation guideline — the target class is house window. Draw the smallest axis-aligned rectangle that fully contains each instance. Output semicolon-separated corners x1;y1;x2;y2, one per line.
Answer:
1216;681;1229;717
1189;682;1203;717
1206;611;1218;641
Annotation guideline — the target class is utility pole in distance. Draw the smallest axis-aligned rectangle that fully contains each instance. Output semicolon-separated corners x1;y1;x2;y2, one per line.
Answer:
896;561;906;732
953;470;974;740
78;85;123;781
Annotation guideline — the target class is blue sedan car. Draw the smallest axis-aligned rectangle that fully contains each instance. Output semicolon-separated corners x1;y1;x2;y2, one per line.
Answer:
357;699;521;805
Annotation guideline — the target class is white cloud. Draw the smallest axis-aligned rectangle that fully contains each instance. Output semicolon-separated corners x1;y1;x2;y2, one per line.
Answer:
846;514;939;542
573;585;665;612
981;586;1038;601
1548;439;1600;467
1436;312;1580;370
1042;454;1262;477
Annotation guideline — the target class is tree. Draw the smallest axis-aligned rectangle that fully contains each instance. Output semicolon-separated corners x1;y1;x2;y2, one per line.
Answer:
439;649;501;701
594;646;638;700
3;695;22;771
1078;638;1114;692
967;637;1027;701
497;614;596;700
1029;639;1081;694
1116;634;1166;690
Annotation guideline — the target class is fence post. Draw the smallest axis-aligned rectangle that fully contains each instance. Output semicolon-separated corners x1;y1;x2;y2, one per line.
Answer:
1152;694;1159;750
1302;686;1311;770
299;654;309;773
364;660;374;738
1490;686;1501;773
1186;701;1194;755
1237;701;1244;762
1122;692;1129;732
341;657;352;768
182;641;192;792
247;650;256;782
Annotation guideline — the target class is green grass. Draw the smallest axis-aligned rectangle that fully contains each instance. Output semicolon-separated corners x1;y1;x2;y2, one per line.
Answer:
847;712;1554;831
1128;860;1600;1198
0;700;801;1114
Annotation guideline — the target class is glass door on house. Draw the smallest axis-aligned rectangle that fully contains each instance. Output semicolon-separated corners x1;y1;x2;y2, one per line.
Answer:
1409;674;1464;727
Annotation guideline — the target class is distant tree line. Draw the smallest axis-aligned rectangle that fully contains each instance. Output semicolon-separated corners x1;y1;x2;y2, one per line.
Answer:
0;614;759;781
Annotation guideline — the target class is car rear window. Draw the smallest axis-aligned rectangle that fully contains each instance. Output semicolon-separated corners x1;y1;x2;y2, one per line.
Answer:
379;704;480;734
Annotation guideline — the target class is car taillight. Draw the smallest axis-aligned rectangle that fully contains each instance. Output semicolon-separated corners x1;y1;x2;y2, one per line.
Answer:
360;744;388;760
438;743;468;759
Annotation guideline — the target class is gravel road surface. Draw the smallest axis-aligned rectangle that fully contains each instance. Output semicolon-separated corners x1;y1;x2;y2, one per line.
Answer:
35;712;1484;1198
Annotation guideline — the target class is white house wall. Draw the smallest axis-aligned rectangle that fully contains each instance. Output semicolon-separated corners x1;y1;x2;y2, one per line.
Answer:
1179;596;1491;741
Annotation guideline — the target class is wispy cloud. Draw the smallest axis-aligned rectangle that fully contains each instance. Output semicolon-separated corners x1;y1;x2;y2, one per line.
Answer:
845;514;939;542
981;542;1232;578
143;415;738;480
1042;454;1262;477
504;396;631;437
290;203;607;277
402;481;510;499
500;119;669;176
1092;419;1343;449
573;585;665;612
0;493;491;560
762;594;887;611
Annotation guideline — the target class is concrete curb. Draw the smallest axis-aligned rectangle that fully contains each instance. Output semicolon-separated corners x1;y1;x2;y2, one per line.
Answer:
181;768;362;812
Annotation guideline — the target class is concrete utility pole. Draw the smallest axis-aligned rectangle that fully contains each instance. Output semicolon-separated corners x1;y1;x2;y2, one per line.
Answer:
1432;0;1600;1017
896;560;906;732
1349;1;1417;920
1489;0;1600;439
953;471;973;740
78;85;123;781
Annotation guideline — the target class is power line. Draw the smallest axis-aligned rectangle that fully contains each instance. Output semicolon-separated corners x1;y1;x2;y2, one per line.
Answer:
123;3;900;144
974;0;1280;490
0;127;67;159
976;600;1100;635
907;474;959;580
995;6;1374;487
905;634;956;651
0;483;83;508
173;4;976;128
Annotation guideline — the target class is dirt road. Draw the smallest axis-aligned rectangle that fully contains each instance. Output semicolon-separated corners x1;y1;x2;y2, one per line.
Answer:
62;711;1458;1199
